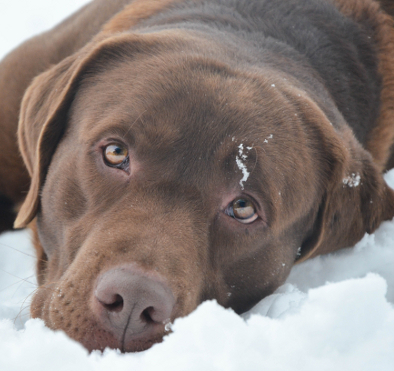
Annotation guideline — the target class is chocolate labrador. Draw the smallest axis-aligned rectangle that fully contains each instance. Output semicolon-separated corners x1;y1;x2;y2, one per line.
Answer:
1;0;394;352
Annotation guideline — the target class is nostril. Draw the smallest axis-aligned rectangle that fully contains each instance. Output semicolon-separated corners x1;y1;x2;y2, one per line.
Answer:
141;306;154;323
99;294;124;313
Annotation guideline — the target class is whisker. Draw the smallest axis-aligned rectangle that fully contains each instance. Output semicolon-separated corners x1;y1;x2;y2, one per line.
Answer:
0;241;36;259
14;290;37;325
10;280;65;326
13;304;32;327
32;279;64;294
123;109;147;138
0;241;47;264
0;269;37;288
0;274;36;294
12;275;37;299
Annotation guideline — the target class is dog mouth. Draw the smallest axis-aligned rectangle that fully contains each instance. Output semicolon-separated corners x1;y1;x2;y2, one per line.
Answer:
75;304;174;353
80;325;168;353
118;309;173;353
121;331;169;353
48;263;180;353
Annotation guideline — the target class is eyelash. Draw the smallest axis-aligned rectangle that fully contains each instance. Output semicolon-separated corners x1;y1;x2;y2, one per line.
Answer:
107;156;129;170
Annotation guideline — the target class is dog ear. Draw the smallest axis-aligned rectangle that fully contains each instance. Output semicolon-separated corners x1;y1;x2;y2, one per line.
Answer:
14;54;80;228
294;93;394;262
14;34;138;228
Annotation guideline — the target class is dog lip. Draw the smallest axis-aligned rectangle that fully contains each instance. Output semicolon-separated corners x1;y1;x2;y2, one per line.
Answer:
122;335;165;353
121;322;167;352
80;329;164;353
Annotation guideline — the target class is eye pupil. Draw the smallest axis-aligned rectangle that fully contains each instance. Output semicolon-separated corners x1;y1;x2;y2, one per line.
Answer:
229;198;258;224
104;143;128;166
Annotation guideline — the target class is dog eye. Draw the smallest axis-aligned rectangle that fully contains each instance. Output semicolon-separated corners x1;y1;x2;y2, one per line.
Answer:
103;143;128;166
226;198;258;224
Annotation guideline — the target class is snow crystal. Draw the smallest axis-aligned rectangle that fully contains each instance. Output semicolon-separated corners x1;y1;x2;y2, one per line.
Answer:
238;143;247;161
343;172;361;187
235;158;249;189
235;143;250;189
164;320;172;332
263;134;273;144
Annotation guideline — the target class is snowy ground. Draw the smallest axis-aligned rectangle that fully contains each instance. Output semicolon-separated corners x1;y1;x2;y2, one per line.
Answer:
1;1;394;370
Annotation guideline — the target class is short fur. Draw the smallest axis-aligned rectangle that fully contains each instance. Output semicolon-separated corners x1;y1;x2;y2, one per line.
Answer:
1;0;394;352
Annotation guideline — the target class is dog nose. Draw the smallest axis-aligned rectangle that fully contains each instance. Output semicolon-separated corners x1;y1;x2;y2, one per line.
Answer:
93;265;175;346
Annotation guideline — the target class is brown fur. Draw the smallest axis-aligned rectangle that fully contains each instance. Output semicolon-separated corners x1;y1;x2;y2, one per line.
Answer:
1;0;394;353
379;0;394;17
102;0;182;33
0;0;131;207
332;0;394;171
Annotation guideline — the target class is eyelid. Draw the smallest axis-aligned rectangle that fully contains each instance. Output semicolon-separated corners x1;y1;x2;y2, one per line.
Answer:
225;196;259;224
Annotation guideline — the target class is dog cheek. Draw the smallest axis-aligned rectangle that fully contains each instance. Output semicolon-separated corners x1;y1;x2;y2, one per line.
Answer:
38;164;89;259
222;244;294;313
57;178;88;222
43;144;89;223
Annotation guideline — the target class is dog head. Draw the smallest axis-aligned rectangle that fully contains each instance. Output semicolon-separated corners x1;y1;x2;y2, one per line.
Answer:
15;30;394;351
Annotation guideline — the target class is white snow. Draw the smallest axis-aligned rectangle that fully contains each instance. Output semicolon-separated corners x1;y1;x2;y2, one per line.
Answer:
343;173;361;187
236;143;250;189
1;2;394;370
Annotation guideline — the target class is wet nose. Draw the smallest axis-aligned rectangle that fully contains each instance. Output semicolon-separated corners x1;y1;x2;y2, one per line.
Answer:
93;265;175;346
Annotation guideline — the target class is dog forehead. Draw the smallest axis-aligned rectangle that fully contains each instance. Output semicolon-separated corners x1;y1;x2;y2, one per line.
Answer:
66;50;309;194
71;52;297;146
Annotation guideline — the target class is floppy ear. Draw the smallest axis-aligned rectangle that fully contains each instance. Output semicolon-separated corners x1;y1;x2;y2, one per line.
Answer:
14;56;80;228
295;94;394;262
14;34;139;228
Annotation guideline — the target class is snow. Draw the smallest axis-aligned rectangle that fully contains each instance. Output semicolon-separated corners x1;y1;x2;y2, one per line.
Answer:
236;143;250;189
263;134;273;144
343;173;361;187
1;1;394;370
0;0;91;59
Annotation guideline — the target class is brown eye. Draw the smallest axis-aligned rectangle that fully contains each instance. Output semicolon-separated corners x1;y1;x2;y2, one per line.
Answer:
104;143;128;166
227;198;258;224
